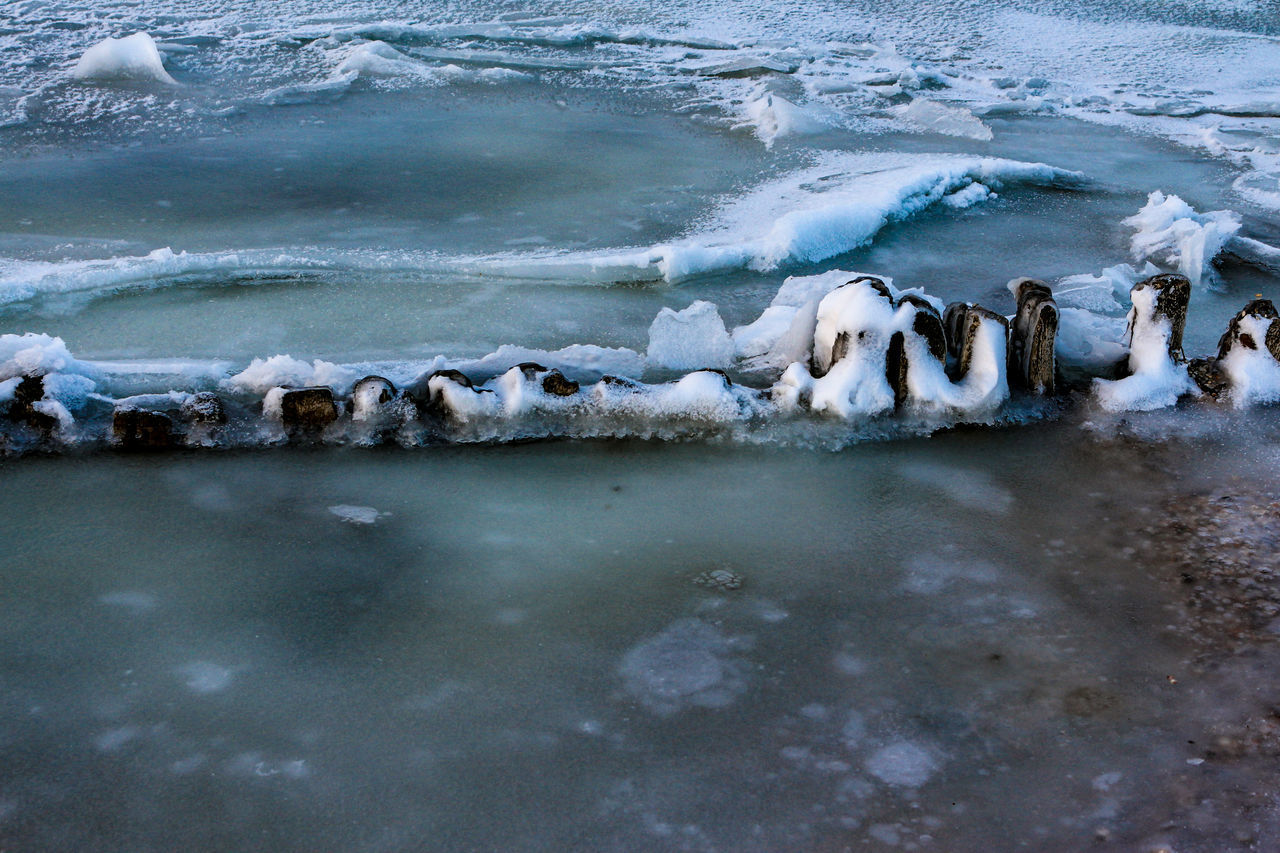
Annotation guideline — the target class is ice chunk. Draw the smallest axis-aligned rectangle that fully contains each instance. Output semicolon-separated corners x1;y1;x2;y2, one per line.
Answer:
865;741;939;787
223;355;358;395
176;661;234;694
329;504;386;524
1056;308;1128;374
474;154;1082;284
1050;263;1158;313
0;333;79;380
72;33;177;85
899;463;1013;514
98;591;158;612
646;301;734;370
336;41;444;82
896;98;993;140
94;726;141;753
1122;191;1240;288
618;618;747;716
940;182;995;208
736;85;833;148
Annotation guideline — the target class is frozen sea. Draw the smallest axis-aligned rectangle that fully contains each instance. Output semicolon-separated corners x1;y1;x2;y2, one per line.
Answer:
4;0;1280;849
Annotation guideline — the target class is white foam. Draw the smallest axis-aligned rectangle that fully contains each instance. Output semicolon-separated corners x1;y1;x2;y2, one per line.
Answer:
1122;191;1241;288
72;33;177;85
646;301;734;370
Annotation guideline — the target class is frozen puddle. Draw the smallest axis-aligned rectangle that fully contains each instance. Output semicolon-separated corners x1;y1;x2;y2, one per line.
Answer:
2;422;1280;849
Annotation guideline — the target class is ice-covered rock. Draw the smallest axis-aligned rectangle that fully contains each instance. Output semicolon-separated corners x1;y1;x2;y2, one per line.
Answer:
180;391;227;426
416;369;499;424
265;387;338;430
112;408;174;450
350;375;397;422
1093;274;1196;411
886;295;946;408
646;300;735;370
72;33;177;85
770;276;1008;418
1213;300;1280;406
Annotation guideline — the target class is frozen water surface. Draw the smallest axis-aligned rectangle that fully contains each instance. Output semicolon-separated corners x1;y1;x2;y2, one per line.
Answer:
5;0;1280;848
2;419;1280;849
